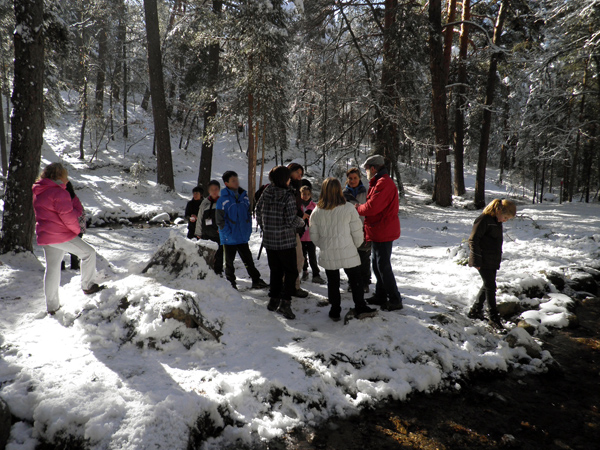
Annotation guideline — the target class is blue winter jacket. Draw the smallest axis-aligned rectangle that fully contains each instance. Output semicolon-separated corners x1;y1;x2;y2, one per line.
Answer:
216;187;253;245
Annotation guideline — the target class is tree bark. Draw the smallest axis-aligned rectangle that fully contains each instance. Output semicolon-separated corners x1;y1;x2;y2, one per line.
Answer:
0;84;7;176
429;0;452;206
474;0;509;208
198;0;222;190
247;91;257;205
95;17;108;115
143;0;175;190
1;0;44;253
442;0;457;86
452;0;470;196
121;2;128;139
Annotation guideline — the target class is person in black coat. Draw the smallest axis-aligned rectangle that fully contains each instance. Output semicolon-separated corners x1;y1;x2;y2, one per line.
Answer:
197;180;223;275
185;186;203;239
468;198;517;329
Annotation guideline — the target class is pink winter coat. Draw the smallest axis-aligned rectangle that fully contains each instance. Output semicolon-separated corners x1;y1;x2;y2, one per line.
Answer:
32;178;83;245
300;200;316;242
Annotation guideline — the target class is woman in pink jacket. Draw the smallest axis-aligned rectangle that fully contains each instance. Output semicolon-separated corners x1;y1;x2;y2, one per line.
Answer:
32;163;102;315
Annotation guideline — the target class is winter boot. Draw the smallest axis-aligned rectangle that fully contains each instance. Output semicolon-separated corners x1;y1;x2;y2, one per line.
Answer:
312;274;326;285
251;279;269;289
329;305;342;322
277;300;296;320
467;307;485;321
366;295;386;306
292;288;309;298
83;284;106;295
355;304;378;319
382;301;403;311
267;298;281;312
488;312;505;330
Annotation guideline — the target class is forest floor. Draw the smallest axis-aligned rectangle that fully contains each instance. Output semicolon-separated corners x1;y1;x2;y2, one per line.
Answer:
1;98;599;449
286;297;600;450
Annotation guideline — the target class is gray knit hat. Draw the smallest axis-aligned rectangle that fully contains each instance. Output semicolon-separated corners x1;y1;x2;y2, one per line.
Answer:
363;154;385;168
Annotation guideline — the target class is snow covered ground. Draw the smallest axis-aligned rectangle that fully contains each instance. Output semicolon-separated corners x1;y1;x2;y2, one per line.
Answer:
1;99;599;449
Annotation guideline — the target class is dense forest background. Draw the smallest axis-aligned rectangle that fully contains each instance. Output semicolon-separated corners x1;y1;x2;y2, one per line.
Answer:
0;0;599;252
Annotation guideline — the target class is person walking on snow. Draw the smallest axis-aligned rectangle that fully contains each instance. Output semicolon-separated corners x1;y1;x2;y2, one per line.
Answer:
467;198;517;330
197;180;224;276
255;166;306;319
299;185;325;284
356;155;403;311
343;167;372;293
310;178;377;322
215;170;268;290
185;186;204;239
32;163;104;315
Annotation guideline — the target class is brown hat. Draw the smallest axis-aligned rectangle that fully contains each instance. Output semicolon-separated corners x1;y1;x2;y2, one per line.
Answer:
363;155;385;168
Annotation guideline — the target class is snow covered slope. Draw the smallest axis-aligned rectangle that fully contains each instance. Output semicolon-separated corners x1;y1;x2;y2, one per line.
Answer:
1;99;599;449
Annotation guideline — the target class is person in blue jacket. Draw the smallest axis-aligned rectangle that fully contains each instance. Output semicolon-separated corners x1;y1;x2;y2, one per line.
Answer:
216;171;268;290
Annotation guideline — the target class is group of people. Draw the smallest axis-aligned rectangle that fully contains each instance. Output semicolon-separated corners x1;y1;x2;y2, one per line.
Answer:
33;159;517;329
182;156;407;321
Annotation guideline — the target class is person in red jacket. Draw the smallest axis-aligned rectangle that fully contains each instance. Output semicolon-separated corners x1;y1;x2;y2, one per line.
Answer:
356;155;402;311
32;163;103;315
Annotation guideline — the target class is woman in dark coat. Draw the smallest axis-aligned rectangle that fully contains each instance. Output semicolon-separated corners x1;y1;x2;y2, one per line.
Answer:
468;198;517;329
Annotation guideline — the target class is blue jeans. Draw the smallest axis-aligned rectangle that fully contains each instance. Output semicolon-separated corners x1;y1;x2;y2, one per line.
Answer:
372;241;401;304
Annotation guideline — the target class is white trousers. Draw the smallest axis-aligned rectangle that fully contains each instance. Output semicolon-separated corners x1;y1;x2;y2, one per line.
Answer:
42;237;97;312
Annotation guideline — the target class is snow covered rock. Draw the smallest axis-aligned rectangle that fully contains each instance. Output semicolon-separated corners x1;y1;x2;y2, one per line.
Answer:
149;212;171;223
496;300;520;318
142;232;217;278
505;328;543;359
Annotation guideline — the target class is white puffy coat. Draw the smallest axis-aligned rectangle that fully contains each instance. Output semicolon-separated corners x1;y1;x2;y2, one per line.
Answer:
309;203;364;270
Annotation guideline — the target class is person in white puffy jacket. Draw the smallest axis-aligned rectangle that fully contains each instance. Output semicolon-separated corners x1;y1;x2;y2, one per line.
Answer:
309;178;377;321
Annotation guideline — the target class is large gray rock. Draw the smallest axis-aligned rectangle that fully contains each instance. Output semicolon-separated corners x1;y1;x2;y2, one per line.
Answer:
505;327;543;359
0;398;11;450
497;301;520;318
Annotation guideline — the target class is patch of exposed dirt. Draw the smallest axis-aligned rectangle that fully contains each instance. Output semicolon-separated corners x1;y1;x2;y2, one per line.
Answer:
283;297;600;450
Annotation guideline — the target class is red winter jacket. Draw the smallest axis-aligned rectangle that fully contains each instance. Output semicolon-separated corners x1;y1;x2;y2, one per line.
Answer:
356;169;400;242
32;178;83;245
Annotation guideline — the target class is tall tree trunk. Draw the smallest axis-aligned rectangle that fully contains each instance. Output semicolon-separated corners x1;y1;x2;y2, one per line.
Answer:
198;0;222;190
442;0;457;85
1;0;44;253
0;82;6;176
376;0;404;198
95;18;108;115
79;72;88;159
473;0;509;209
143;0;175;190
429;0;452;206
452;0;470;196
247;91;257;205
121;0;128;139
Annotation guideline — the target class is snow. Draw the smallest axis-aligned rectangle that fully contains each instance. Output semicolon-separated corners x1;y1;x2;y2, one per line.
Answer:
1;93;599;449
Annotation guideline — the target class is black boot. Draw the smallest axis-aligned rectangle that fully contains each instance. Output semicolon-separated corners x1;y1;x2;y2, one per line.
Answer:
366;295;385;306
488;311;504;330
277;300;296;319
467;307;485;320
267;298;280;312
329;306;341;322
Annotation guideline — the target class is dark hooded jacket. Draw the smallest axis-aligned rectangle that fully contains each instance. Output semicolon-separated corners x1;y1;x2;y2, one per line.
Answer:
468;213;503;269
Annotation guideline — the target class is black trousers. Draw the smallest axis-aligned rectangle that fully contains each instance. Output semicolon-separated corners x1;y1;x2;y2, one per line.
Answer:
372;241;401;303
301;241;320;276
203;235;223;275
326;265;366;313
358;248;371;286
473;268;498;314
224;243;261;284
266;247;298;301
